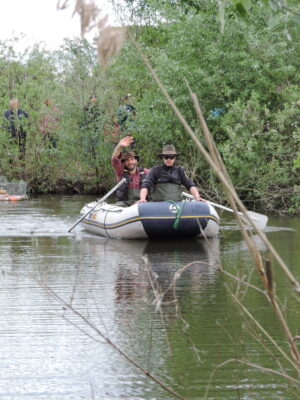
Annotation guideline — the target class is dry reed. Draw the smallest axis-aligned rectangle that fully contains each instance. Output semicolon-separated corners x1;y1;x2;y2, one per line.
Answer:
36;277;188;400
56;0;300;395
57;0;127;67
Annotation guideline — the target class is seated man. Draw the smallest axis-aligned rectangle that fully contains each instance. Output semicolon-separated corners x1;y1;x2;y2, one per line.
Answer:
111;136;149;206
138;144;204;203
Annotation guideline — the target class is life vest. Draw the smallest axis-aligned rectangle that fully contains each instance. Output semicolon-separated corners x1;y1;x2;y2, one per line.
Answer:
116;168;146;204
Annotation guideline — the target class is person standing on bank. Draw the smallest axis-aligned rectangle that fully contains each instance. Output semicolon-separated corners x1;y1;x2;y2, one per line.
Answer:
38;98;60;148
117;94;136;134
138;144;204;203
4;98;29;156
112;135;149;206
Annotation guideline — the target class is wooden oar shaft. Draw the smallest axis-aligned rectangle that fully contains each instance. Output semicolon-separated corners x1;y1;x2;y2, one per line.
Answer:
68;178;126;233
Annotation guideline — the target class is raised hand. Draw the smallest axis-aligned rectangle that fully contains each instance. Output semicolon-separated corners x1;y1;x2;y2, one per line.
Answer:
119;135;134;148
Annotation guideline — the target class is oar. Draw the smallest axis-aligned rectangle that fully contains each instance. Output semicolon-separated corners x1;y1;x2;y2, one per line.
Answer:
182;192;268;230
68;178;126;233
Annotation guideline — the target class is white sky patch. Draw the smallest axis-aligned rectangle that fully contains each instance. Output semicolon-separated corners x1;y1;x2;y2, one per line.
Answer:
0;0;122;52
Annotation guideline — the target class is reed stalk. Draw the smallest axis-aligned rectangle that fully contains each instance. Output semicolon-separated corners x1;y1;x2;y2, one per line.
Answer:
127;31;300;294
125;29;300;371
58;1;300;395
36;277;189;400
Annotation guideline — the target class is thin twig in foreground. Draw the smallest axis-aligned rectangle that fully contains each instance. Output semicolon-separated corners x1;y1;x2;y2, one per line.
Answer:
36;278;188;400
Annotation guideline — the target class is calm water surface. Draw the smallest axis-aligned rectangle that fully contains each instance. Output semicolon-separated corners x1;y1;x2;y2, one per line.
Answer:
0;195;299;400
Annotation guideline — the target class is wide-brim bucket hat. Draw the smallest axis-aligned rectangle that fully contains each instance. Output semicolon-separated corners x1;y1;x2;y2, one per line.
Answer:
120;150;140;162
157;144;180;157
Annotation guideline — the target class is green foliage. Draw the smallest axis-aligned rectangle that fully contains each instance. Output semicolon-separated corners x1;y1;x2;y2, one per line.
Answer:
294;153;300;169
0;3;299;213
123;0;300;26
107;4;299;212
0;38;118;194
219;87;300;212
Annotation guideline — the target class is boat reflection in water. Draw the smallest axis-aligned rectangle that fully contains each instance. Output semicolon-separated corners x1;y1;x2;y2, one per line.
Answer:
90;236;221;307
141;238;221;306
74;234;221;310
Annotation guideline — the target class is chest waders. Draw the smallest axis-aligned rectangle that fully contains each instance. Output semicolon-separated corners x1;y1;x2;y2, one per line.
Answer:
123;188;141;206
150;183;182;202
116;169;145;206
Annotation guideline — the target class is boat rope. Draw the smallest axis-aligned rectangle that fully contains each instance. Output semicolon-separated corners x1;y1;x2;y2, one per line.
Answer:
167;201;185;230
103;208;111;238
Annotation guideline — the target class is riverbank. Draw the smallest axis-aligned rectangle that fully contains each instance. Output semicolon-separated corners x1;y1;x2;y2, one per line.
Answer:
2;170;299;216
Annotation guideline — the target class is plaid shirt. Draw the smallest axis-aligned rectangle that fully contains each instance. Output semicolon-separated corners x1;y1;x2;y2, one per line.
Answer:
111;157;148;188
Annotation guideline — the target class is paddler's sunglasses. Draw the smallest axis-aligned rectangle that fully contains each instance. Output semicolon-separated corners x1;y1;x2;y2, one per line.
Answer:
163;155;176;160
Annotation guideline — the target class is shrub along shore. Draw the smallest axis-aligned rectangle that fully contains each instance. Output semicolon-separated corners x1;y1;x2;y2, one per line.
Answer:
0;3;299;214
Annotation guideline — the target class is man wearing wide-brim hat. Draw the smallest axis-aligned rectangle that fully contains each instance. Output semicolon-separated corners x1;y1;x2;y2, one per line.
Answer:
138;144;204;203
112;136;149;206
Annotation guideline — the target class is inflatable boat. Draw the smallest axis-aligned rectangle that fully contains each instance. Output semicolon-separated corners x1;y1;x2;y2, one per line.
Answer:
0;176;27;201
0;193;28;201
79;200;220;239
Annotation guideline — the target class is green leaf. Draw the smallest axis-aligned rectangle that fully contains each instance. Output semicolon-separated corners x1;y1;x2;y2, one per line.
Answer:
268;15;285;28
269;0;279;11
292;16;300;24
231;0;252;17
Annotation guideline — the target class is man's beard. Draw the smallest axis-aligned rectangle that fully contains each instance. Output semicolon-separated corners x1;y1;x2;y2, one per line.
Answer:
126;163;137;171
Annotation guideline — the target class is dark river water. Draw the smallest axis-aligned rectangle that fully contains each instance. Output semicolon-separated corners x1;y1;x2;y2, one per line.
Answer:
0;195;299;400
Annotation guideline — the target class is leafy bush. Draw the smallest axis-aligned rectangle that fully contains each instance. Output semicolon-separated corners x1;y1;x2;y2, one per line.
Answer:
0;2;299;213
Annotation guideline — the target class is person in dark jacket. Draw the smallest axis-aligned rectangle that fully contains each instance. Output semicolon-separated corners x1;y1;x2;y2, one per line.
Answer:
4;98;29;155
138;144;204;203
79;95;102;153
117;94;136;134
111;135;149;206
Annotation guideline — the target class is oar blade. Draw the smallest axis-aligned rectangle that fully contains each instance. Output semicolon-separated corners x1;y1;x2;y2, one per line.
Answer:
246;211;268;230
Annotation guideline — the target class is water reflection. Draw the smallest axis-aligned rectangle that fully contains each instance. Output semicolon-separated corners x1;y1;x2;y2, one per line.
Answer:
74;235;221;311
221;229;270;254
142;238;220;304
86;237;221;310
1;195;299;400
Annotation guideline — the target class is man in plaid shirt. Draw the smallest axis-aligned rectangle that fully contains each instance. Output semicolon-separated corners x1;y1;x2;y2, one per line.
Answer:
111;136;149;206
